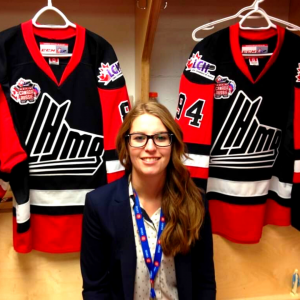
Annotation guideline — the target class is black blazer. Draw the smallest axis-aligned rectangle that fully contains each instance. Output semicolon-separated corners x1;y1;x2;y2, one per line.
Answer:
80;175;216;300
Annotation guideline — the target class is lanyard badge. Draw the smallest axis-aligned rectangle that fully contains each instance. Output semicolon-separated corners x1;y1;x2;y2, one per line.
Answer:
133;189;166;299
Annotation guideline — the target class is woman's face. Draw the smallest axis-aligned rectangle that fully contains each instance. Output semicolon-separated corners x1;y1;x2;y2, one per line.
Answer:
128;113;172;180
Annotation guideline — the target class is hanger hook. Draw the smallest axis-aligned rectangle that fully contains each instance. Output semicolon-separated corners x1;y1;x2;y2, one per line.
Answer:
48;0;53;7
253;0;264;10
163;1;167;9
137;0;147;9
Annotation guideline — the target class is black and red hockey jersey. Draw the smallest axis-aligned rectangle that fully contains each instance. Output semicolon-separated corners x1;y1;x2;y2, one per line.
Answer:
0;20;130;253
175;23;300;243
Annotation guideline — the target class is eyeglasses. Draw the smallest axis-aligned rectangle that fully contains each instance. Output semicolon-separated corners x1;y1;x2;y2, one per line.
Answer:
126;133;173;148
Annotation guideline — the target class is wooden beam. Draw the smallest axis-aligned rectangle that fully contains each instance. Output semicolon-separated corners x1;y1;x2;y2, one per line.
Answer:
135;0;163;103
288;0;300;36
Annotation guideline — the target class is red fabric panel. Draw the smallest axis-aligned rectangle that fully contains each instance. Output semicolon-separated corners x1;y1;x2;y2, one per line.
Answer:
98;86;129;151
209;200;266;244
107;170;125;183
0;85;27;173
32;22;77;39
176;74;214;145
187;165;209;180
293;172;300;183
238;24;278;40
13;214;83;253
263;198;291;226
0;185;5;198
13;217;32;253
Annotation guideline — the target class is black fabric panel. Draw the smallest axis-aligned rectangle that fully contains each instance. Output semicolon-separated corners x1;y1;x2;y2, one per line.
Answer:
10;160;29;205
0;171;10;182
207;192;267;205
30;205;84;215
291;184;300;230
268;190;291;208
192;178;207;192
17;219;30;233
186;143;211;156
104;149;119;161
208;167;271;182
295;149;300;160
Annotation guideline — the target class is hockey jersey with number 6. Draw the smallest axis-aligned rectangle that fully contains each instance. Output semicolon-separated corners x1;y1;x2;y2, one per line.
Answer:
0;20;130;253
175;23;300;243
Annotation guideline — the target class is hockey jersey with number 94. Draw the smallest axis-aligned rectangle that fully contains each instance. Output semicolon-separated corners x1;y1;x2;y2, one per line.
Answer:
176;23;300;243
0;20;130;253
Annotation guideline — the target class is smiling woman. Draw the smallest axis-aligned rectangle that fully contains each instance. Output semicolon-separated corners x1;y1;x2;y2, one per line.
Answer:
80;102;216;300
127;113;172;182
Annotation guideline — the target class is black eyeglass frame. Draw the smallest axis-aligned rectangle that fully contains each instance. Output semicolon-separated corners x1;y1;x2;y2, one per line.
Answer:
125;133;174;148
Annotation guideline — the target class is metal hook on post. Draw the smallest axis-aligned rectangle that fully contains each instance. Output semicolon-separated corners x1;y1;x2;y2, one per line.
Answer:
137;0;147;10
137;0;167;11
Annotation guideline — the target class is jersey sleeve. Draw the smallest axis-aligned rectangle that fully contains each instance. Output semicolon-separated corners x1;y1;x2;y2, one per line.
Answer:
0;85;27;174
0;37;30;238
96;40;130;183
175;38;217;190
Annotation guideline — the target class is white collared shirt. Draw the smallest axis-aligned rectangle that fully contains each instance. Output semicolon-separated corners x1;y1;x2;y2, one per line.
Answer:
129;181;178;300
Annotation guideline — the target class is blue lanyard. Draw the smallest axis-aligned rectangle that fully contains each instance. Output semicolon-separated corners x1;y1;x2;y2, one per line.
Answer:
133;189;166;299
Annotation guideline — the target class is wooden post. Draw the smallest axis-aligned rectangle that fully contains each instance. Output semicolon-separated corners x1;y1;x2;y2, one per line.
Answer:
289;0;300;36
135;0;163;103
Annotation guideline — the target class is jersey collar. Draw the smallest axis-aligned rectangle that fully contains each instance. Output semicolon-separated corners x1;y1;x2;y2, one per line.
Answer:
229;23;285;84
21;20;85;86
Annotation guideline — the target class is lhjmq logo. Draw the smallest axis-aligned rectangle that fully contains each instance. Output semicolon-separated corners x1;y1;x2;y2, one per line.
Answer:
98;61;123;86
210;91;282;169
25;93;104;176
185;51;216;81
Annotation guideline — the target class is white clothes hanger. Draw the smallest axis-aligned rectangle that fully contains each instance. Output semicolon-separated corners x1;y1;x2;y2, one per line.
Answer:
32;0;76;29
192;0;300;42
239;5;276;31
32;0;75;58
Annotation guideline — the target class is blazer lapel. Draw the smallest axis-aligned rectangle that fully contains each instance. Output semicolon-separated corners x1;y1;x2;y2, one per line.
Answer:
112;176;136;300
175;251;193;300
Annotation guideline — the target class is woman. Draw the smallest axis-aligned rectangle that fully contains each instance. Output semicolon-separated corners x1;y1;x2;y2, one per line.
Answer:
80;102;216;300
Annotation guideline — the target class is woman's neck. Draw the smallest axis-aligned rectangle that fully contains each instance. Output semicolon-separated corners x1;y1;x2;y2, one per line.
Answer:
131;171;166;216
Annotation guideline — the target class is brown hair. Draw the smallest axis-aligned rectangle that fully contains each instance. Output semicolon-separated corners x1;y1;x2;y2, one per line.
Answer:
116;102;205;256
